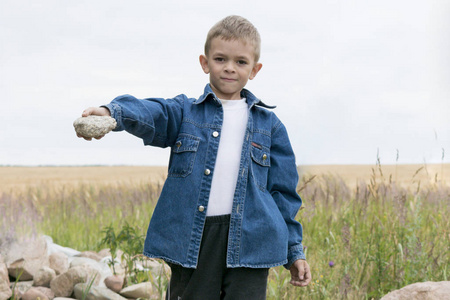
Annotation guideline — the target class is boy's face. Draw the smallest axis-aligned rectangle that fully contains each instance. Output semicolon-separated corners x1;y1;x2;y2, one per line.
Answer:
200;37;262;100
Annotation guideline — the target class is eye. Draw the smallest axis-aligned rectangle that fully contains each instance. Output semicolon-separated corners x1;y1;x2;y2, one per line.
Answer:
237;60;248;65
214;57;225;62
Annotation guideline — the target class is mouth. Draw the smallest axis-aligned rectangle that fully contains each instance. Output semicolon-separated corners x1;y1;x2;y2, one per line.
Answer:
221;77;237;82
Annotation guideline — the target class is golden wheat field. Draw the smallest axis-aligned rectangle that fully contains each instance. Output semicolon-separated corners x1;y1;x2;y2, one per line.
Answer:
0;163;448;193
1;163;448;299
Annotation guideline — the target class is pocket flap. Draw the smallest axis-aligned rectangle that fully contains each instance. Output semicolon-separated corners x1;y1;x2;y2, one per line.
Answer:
173;135;200;153
251;144;270;167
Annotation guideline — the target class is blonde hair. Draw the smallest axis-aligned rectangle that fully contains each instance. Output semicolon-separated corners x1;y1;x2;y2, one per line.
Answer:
204;15;261;62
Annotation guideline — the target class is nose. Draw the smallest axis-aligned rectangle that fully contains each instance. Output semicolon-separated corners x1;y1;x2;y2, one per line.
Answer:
224;61;235;73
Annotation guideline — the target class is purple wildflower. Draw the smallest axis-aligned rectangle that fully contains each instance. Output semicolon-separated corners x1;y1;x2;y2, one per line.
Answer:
329;261;335;268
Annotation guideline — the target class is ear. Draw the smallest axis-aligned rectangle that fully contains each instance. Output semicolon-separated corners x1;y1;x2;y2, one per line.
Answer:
199;55;210;74
249;62;263;80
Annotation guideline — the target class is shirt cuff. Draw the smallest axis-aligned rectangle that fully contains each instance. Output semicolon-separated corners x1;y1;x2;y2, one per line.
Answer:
101;103;123;131
284;244;306;269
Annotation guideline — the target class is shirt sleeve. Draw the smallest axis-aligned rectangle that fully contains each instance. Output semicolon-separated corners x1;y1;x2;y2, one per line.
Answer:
102;94;185;148
267;120;306;269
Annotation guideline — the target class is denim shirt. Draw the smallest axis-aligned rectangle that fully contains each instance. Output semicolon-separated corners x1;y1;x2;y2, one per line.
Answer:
104;84;305;269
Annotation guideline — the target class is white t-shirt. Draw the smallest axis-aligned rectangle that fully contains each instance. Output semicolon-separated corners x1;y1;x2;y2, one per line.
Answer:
206;98;248;216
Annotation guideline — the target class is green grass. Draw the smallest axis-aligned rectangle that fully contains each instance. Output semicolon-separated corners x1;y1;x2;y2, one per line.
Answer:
267;167;449;299
1;166;448;299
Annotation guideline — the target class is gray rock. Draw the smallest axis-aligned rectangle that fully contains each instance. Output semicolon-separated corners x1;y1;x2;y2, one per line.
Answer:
381;281;450;300
46;236;80;257
73;116;116;139
142;259;171;276
69;257;99;268
5;236;49;281
74;283;127;300
33;266;56;287
0;283;11;300
104;275;124;293
33;286;55;300
119;282;152;299
97;249;111;259
10;281;33;299
99;251;126;277
49;252;69;276
76;251;103;262
69;257;112;287
0;254;12;300
22;287;50;300
50;265;101;297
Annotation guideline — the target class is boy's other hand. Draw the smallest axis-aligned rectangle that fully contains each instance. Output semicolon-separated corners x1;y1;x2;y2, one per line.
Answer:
289;259;311;287
76;107;111;141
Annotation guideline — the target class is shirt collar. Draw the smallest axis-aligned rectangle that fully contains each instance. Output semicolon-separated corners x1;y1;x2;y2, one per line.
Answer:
194;84;276;109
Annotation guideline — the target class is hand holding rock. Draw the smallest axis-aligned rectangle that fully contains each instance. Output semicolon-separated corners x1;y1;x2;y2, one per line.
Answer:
74;115;116;140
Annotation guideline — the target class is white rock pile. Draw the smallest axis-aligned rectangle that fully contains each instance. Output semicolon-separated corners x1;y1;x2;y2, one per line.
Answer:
2;236;449;299
0;236;168;300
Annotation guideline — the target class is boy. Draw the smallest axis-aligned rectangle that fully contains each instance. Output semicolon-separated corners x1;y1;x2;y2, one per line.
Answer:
78;15;311;299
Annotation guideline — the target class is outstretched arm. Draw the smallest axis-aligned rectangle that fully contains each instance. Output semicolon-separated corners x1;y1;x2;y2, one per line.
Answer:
77;94;185;147
103;95;184;148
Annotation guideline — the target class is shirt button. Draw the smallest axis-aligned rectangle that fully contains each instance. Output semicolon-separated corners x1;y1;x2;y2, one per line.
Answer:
198;205;205;212
212;131;219;138
204;169;211;175
262;154;268;160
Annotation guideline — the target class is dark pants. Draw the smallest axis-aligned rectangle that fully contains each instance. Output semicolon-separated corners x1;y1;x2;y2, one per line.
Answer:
166;214;269;300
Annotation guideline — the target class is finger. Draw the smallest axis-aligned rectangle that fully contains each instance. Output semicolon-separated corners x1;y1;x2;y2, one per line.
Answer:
295;261;307;280
290;279;303;287
289;273;303;286
82;108;92;117
298;266;305;280
300;268;312;286
83;107;101;117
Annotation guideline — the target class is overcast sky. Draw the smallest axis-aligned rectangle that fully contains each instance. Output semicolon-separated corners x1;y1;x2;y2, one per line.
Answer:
1;0;449;166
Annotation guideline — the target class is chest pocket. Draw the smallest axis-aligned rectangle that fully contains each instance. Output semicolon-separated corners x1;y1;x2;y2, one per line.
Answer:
168;134;200;178
250;142;270;191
